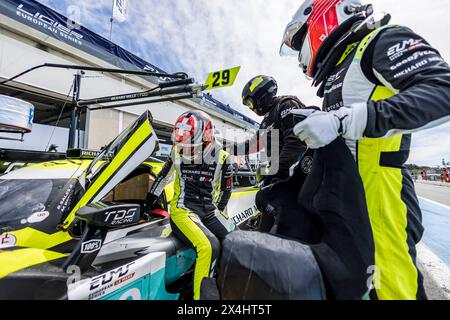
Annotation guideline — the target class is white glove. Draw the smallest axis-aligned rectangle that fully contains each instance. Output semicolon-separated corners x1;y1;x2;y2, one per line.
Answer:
292;103;368;149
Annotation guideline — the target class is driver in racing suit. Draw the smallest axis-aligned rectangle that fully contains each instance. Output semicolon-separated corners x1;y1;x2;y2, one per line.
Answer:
280;0;450;300
147;111;234;300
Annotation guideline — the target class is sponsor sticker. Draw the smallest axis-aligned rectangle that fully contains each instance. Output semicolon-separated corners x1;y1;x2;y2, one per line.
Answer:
231;205;258;226
387;38;425;61
281;107;294;119
81;240;102;254
0;233;17;249
104;208;138;226
114;273;135;286
68;254;165;300
324;82;343;95
21;211;50;225
326;69;345;85
389;50;436;71
88;262;136;299
301;156;313;174
393;59;429;79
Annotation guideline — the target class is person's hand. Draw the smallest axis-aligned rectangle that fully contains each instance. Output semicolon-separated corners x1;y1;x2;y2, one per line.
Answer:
291;103;368;149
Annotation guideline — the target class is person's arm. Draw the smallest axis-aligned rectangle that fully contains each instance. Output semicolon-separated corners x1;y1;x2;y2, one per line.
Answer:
363;26;450;138
216;159;234;212
272;100;308;181
147;150;175;205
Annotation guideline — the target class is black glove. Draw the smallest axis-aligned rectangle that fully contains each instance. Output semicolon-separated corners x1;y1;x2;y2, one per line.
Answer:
291;106;321;124
146;193;159;209
258;203;279;233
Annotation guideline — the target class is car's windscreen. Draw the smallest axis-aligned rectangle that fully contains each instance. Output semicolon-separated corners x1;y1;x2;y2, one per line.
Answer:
0;179;67;227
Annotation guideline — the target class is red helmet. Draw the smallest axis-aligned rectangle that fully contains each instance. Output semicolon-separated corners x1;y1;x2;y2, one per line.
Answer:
172;111;215;160
280;0;367;77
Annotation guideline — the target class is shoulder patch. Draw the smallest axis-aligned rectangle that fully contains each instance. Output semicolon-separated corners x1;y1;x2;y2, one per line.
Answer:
300;155;313;174
280;107;294;119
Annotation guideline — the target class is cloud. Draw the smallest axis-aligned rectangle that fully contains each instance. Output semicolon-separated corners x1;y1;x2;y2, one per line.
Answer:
37;0;450;166
410;122;450;166
38;0;320;120
119;0;320;121
39;0;112;33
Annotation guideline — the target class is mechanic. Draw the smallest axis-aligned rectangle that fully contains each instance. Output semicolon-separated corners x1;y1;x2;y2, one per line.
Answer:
147;110;235;301
280;0;450;300
239;75;308;186
238;76;309;231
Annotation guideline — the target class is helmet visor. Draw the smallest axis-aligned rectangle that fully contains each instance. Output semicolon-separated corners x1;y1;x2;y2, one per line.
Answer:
280;23;308;57
280;42;300;57
279;0;313;56
243;98;255;111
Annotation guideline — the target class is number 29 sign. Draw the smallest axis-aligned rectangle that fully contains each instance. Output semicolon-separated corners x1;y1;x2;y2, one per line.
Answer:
205;66;241;91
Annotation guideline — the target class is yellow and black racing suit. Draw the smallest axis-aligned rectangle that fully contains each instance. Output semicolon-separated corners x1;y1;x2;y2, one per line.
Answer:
315;23;450;299
149;143;234;300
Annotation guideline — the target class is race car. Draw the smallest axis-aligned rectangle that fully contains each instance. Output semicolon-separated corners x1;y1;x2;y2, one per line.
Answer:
0;110;259;300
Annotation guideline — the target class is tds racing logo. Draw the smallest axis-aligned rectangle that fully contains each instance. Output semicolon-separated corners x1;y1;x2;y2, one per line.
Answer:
104;208;138;226
16;4;83;45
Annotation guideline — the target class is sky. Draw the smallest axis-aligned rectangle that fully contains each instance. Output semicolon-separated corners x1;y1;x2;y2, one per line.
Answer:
37;0;450;166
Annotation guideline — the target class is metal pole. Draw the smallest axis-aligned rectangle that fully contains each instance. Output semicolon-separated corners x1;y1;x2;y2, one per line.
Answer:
77;108;82;148
109;17;114;41
78;84;197;107
0;63;188;85
87;94;194;111
109;0;114;41
68;73;82;149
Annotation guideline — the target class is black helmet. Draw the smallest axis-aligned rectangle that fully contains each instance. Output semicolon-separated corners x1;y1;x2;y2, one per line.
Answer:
242;76;278;116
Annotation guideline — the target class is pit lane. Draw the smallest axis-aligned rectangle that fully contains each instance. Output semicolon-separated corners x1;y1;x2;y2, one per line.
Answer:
415;182;450;300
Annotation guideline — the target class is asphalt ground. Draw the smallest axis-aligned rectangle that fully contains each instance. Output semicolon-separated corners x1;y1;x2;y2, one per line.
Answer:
414;182;450;300
415;182;450;206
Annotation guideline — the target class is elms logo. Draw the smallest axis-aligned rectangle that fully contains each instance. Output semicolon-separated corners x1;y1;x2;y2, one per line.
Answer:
16;4;84;46
387;39;424;61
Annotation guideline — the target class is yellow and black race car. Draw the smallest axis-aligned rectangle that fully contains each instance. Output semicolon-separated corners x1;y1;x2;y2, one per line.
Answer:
0;110;259;300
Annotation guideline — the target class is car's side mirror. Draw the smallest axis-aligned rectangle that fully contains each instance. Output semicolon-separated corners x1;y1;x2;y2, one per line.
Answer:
63;202;141;272
76;202;141;228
